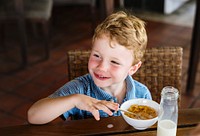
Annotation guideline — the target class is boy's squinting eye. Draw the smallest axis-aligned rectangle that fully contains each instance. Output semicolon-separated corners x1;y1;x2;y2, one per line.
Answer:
111;60;120;65
93;54;100;58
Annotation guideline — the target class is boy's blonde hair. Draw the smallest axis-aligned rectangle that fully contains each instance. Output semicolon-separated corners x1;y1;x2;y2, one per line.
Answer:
93;11;147;65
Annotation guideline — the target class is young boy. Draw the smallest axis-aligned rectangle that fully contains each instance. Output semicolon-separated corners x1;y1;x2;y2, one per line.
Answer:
27;11;152;124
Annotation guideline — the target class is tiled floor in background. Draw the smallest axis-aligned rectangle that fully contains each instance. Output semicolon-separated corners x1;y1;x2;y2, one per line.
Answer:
0;0;199;127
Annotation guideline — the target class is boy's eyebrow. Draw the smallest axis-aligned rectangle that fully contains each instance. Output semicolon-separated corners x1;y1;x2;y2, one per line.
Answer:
91;50;99;54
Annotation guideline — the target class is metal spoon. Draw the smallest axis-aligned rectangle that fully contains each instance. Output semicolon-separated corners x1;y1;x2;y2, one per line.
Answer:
119;108;141;119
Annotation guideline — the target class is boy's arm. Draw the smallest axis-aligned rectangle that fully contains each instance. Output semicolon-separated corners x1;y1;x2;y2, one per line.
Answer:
27;94;119;124
27;94;76;124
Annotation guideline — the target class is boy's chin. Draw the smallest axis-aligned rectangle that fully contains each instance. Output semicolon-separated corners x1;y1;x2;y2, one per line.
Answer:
93;80;110;88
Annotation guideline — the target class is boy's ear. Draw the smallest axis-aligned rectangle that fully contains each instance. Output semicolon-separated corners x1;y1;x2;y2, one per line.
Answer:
128;61;142;76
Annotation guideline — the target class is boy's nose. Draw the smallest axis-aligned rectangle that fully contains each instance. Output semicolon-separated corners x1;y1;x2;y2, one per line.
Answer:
97;61;108;71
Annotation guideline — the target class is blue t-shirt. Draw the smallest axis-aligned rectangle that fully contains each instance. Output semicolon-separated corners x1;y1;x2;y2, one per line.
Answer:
49;74;152;120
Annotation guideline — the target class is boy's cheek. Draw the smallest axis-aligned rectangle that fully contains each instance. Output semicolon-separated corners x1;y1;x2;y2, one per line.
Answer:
88;60;98;69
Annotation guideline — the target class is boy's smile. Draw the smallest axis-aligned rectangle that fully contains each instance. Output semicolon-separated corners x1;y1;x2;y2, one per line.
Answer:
94;73;110;80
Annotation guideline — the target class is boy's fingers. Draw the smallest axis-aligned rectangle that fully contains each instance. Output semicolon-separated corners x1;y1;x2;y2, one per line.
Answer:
86;103;100;120
85;99;119;120
101;100;119;111
94;104;113;116
90;109;100;121
93;100;119;116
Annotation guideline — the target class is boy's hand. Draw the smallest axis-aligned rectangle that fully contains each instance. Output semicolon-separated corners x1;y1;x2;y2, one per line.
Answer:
73;94;119;121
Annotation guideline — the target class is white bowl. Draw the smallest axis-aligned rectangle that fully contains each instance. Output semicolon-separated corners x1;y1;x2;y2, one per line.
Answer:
120;98;159;130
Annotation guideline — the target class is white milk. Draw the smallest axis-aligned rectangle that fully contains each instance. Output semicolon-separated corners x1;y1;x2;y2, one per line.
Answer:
157;120;177;136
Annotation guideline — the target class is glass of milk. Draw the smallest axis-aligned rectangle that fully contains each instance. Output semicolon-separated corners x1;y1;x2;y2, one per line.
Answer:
157;86;179;136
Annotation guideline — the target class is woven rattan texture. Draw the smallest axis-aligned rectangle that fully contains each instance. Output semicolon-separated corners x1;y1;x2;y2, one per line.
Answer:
67;47;183;103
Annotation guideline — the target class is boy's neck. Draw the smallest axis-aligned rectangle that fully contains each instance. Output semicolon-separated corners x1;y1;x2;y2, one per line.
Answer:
101;81;127;104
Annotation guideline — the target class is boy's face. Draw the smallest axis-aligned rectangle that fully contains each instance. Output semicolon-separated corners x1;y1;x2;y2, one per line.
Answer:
88;35;137;88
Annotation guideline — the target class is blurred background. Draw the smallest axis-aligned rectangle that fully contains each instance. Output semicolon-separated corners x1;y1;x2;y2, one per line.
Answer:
0;0;199;127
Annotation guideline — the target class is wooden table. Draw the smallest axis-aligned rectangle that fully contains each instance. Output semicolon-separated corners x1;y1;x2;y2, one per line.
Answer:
1;108;199;136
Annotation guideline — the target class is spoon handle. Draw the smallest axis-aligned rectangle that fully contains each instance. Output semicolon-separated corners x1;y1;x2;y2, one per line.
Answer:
119;108;137;116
